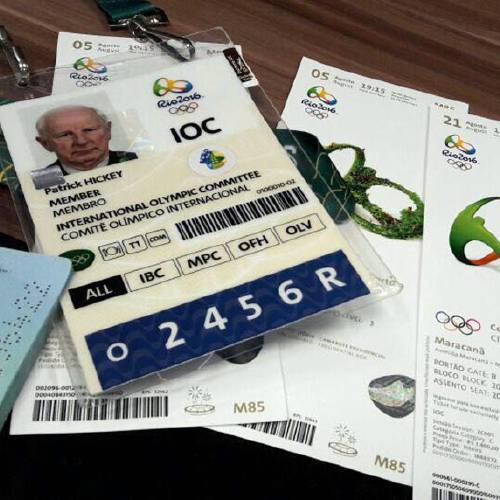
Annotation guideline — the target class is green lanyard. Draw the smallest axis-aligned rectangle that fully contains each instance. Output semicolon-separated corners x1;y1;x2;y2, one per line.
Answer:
94;1;194;61
95;0;168;28
274;129;355;224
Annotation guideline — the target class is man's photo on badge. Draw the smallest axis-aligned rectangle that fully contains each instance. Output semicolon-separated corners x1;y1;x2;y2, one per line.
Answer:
34;105;137;176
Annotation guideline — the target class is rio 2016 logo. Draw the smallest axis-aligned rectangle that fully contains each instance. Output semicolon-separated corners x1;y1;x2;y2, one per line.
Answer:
73;57;107;74
153;78;193;97
153;77;202;112
449;197;500;266
70;57;108;87
301;84;337;120
445;135;476;155
307;85;337;106
442;135;477;171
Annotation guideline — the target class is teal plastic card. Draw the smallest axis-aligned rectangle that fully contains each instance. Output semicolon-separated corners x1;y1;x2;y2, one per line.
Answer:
0;248;71;429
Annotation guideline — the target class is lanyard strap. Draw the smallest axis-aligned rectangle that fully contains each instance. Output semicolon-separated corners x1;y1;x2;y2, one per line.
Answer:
95;0;168;28
94;1;194;60
274;129;355;224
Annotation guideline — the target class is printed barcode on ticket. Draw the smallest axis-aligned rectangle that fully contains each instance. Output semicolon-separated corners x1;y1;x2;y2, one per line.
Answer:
241;418;317;446
32;396;168;421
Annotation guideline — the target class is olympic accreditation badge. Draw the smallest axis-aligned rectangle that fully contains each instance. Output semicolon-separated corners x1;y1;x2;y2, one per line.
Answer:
0;56;374;395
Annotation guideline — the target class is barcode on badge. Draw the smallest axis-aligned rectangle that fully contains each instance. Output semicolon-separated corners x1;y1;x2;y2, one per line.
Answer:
432;488;482;500
32;396;168;422
175;187;308;240
241;418;316;446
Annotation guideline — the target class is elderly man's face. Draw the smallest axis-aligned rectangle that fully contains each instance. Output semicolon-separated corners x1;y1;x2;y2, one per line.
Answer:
37;108;111;170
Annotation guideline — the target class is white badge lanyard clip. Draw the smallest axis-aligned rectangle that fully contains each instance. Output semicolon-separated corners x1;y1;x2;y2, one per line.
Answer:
98;0;196;63
127;14;195;62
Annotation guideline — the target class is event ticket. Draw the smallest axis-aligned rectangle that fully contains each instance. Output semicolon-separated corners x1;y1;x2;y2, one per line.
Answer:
0;55;373;395
52;32;257;94
216;57;468;485
413;111;500;499
10;332;288;433
9;34;287;433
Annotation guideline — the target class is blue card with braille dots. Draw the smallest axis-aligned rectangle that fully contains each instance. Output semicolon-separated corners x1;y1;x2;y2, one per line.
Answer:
0;248;71;429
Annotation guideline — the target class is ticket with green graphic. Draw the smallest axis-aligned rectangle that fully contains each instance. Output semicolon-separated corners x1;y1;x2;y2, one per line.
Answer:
0;54;380;395
413;110;500;500
215;56;469;487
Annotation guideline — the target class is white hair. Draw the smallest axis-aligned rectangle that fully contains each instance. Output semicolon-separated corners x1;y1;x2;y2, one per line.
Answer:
35;105;109;137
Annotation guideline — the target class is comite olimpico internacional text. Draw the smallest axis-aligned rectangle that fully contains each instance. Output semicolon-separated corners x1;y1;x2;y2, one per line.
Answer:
52;170;264;240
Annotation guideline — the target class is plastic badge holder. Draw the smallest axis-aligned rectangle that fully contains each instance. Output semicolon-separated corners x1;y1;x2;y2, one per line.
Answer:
0;28;401;398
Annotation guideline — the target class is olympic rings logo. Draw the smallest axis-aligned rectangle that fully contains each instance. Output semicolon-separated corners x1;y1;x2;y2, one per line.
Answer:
75;80;101;88
444;135;476;155
71;254;92;266
447;158;472;171
307;85;337;106
168;102;199;115
305;107;329;119
435;311;481;336
153;78;193;97
59;249;95;272
73;57;107;74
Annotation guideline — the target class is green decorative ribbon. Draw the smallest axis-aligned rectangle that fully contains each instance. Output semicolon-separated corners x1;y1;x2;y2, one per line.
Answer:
275;130;423;239
324;143;424;239
95;0;160;24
